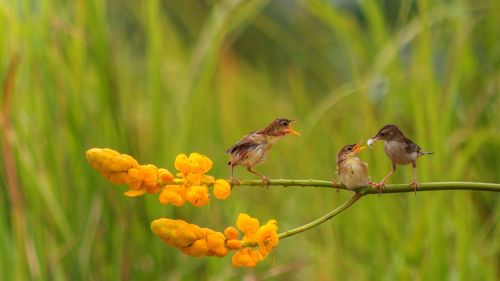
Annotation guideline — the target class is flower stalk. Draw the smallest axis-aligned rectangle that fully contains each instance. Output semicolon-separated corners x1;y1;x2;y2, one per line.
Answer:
232;180;500;194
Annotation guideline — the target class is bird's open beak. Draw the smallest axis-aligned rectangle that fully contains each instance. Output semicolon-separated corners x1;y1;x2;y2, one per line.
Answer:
286;127;301;136
367;137;379;149
353;144;367;153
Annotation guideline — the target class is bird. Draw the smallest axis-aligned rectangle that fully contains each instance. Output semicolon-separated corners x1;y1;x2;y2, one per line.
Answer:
336;143;373;192
226;118;300;184
367;124;434;193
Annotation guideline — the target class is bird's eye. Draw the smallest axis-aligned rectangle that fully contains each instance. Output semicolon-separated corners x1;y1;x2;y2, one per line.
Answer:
380;132;386;136
347;147;352;151
282;121;289;126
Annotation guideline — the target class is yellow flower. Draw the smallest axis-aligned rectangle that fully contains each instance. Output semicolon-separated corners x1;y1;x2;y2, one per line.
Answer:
181;239;209;257
230;215;280;267
232;248;261;267
152;215;279;267
236;213;260;235
257;220;279;253
224;226;239;240
159;185;186;206
186;185;209;207
226;239;242;250
174;154;193;175
213;179;231;200
158;168;174;183
206;232;228;257
189;153;213;174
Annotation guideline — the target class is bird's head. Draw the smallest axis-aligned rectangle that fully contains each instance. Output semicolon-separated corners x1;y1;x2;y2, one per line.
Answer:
367;124;404;147
259;118;301;137
336;143;367;164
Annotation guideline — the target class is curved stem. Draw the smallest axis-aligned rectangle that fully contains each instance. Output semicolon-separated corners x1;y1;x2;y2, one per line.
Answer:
232;180;500;194
278;192;363;240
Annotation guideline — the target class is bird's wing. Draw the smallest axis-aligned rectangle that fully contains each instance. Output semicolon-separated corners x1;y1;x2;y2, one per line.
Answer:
404;139;421;154
225;132;259;154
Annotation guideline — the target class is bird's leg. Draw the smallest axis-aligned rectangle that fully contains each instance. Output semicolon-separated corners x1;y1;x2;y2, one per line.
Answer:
247;166;270;188
229;165;240;186
411;161;419;194
375;163;396;192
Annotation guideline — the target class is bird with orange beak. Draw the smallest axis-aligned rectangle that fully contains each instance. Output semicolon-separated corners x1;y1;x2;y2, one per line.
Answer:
367;124;433;193
226;118;300;184
336;143;373;191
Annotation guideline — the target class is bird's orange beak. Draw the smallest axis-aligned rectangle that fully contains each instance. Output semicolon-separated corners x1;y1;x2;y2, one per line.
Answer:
286;127;301;136
353;144;367;153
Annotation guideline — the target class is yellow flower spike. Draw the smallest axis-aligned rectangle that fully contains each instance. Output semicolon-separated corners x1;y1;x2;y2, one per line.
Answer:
236;214;260;235
186;185;209;207
213;179;231;200
86;148;138;173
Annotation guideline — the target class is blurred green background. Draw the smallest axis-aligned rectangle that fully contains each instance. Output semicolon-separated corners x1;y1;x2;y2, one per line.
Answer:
1;0;499;280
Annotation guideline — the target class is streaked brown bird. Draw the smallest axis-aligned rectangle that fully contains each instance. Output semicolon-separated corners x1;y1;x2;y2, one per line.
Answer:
226;118;300;184
367;124;434;193
336;143;372;191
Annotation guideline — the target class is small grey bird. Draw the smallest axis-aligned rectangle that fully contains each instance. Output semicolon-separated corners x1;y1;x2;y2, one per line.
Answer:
367;124;433;193
226;118;300;184
336;144;372;191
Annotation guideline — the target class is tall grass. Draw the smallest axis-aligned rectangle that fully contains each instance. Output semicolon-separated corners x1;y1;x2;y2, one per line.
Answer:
0;0;499;280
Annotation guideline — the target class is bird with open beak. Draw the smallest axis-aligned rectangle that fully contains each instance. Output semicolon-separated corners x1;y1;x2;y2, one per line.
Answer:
336;143;373;191
367;124;433;193
226;118;300;184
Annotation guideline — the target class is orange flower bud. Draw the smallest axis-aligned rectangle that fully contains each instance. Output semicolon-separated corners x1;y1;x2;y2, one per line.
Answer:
224;227;239;240
213;179;231;200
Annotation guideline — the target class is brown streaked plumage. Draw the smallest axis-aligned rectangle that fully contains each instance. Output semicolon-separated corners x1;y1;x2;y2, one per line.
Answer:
336;144;372;191
367;124;434;193
226;118;300;184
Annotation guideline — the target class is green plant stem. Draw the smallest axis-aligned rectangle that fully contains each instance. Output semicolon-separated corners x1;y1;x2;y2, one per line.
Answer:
277;192;363;241
232;180;500;194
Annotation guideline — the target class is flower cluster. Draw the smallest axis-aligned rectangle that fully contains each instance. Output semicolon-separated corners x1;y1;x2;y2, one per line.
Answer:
86;148;174;196
232;214;279;267
151;214;279;267
159;153;231;207
86;148;231;206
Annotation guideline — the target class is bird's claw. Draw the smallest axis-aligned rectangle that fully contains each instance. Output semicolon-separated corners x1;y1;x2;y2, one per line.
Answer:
371;182;386;195
332;180;340;193
411;181;419;194
262;176;270;190
230;177;240;186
